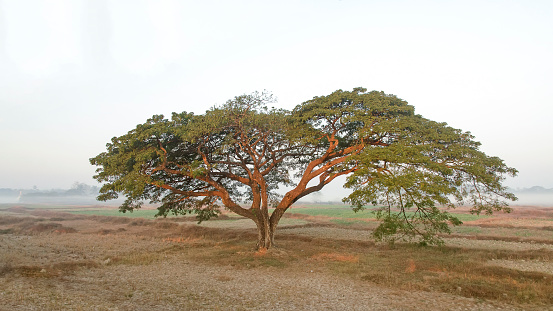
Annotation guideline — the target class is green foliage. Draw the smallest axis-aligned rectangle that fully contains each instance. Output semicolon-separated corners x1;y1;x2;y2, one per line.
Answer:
342;112;517;245
91;88;517;245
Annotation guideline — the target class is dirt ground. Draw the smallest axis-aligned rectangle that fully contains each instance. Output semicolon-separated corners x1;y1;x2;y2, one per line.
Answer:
1;205;553;310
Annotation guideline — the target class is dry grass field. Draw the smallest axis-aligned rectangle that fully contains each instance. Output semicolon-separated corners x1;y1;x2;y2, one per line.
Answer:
1;203;553;310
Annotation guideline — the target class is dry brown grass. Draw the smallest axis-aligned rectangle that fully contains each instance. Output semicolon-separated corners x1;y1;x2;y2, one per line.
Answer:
310;252;360;263
1;260;98;278
446;233;553;245
1;205;553;309
0;217;78;235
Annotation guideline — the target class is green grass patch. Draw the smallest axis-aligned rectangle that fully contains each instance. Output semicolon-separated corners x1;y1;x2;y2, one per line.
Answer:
453;226;483;234
329;219;377;228
68;209;161;218
287;207;377;219
452;213;490;222
287;205;489;222
66;208;191;220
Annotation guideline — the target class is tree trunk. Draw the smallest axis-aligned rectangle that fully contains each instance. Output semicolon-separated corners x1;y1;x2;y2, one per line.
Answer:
269;207;288;246
255;220;274;250
253;207;289;250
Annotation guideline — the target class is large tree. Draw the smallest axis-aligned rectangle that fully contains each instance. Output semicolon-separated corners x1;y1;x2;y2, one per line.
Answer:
90;88;517;249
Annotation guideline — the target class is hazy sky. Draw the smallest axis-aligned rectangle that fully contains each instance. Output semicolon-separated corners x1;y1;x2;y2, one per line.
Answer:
1;0;552;193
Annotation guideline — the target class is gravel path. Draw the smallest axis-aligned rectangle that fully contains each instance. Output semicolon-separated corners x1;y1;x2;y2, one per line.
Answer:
487;259;553;275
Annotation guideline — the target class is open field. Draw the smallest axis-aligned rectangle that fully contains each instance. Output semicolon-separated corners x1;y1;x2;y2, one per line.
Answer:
1;203;553;310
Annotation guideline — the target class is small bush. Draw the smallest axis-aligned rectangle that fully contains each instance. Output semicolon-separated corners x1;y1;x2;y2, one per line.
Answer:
0;216;30;225
153;221;179;230
53;227;78;234
128;219;150;226
0;228;13;234
27;223;62;233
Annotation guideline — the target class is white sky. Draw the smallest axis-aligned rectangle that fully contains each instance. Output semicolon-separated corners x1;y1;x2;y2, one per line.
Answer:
0;0;552;193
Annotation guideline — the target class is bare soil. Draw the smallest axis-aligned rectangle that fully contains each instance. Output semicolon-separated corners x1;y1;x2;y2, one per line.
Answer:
1;205;553;310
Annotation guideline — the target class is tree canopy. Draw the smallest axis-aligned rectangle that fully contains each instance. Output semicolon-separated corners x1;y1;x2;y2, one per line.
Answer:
90;88;517;249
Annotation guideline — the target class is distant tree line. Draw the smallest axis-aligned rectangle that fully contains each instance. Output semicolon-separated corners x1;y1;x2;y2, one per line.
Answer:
509;186;553;194
0;182;100;198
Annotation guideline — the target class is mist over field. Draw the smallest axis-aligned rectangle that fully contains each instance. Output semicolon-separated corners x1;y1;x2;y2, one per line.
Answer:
508;189;553;207
1;184;552;207
0;183;119;205
512;194;553;206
